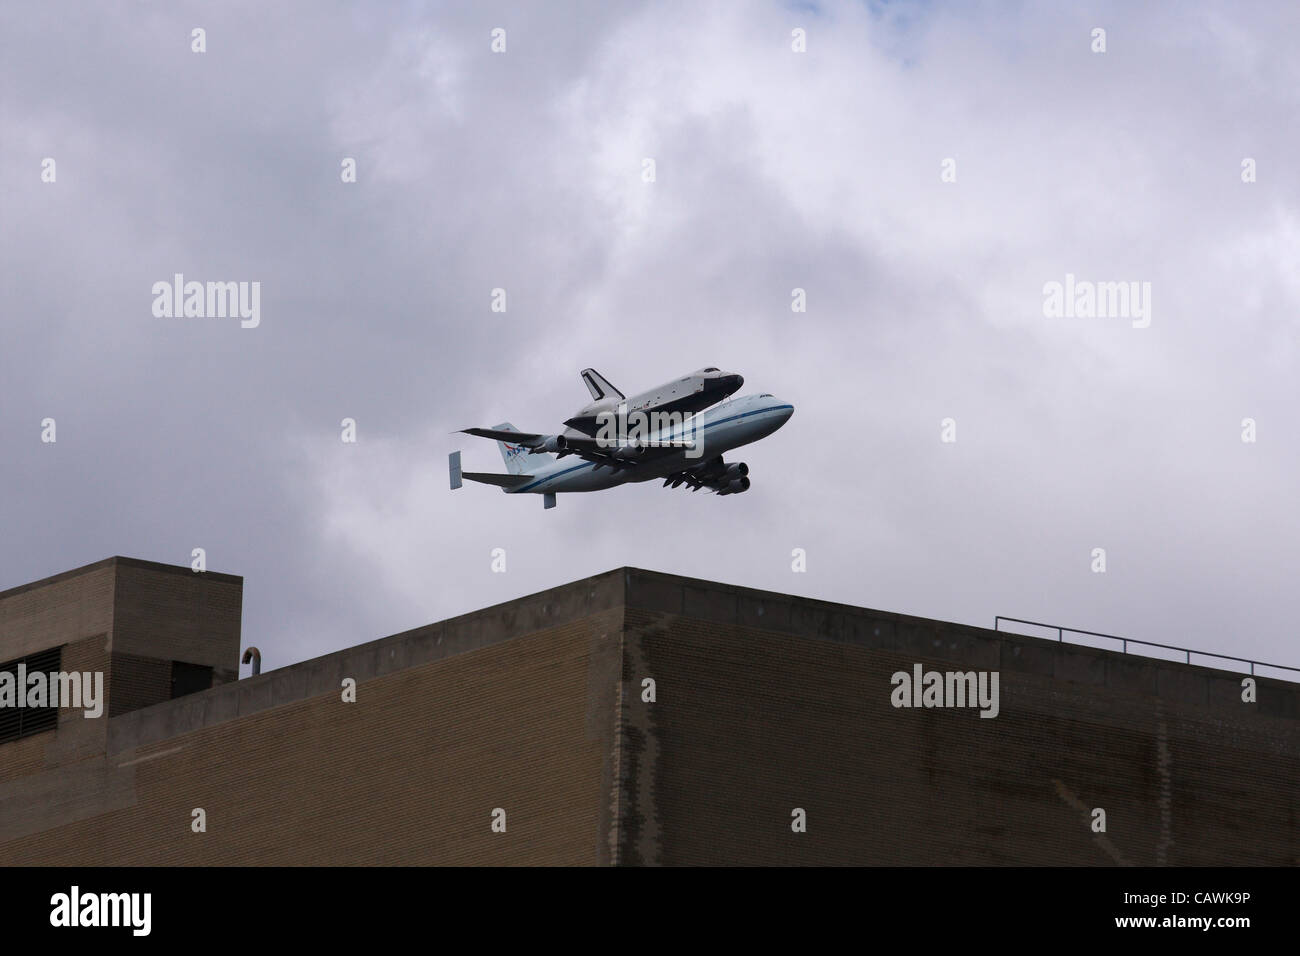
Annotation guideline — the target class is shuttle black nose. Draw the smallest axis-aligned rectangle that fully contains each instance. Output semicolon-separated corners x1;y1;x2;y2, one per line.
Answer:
724;373;743;393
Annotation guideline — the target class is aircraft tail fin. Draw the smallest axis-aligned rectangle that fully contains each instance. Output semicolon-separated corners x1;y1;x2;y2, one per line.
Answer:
580;369;624;402
492;422;552;475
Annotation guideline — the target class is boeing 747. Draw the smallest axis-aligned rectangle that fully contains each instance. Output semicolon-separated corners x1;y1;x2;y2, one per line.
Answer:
449;369;793;509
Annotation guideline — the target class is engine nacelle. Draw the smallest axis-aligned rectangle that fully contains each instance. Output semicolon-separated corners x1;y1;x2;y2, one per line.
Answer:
695;458;727;481
612;443;645;460
724;462;749;480
535;435;567;453
723;476;750;494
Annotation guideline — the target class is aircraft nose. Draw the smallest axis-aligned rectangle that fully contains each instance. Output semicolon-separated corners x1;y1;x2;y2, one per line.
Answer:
725;373;744;392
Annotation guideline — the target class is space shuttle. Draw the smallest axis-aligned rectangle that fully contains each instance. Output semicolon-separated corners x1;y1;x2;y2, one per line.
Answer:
563;367;744;436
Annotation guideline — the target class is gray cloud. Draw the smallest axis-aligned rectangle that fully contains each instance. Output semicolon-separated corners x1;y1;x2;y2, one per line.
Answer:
2;1;1296;676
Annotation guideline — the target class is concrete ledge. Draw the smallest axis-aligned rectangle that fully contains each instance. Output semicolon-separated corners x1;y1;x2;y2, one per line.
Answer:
739;596;792;631
106;565;1300;758
683;585;737;624
1054;643;1108;687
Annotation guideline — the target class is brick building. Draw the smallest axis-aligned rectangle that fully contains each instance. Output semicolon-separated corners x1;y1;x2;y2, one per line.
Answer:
1;557;1296;865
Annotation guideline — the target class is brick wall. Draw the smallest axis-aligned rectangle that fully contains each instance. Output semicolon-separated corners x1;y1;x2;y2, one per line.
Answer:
613;572;1300;865
0;562;114;661
111;560;243;686
1;564;1296;865
0;612;621;864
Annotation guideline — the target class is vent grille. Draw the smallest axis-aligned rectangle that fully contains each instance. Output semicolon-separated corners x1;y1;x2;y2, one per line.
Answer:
0;645;63;745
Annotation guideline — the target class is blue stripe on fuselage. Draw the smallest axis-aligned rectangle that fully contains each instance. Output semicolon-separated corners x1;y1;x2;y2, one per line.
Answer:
513;403;793;494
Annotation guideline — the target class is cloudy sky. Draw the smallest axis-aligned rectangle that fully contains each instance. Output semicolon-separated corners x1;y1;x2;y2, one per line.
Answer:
3;1;1296;677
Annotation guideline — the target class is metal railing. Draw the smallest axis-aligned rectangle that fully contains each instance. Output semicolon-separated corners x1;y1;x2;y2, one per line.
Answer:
993;616;1300;681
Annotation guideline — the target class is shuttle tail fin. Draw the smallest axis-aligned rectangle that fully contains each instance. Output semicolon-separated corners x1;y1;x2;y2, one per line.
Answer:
580;369;624;402
492;422;553;475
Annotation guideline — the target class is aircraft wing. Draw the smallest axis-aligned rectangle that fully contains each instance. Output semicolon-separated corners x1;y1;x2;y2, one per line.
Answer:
561;436;695;453
458;426;693;469
460;427;546;445
560;416;713;439
564;441;639;470
560;435;696;470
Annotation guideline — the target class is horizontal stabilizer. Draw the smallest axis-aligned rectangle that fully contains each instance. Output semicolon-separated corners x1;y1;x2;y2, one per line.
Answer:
461;471;533;489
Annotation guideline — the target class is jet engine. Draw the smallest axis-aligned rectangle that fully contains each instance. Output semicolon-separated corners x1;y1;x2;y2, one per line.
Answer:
720;476;751;494
612;442;646;460
534;435;567;454
694;457;727;481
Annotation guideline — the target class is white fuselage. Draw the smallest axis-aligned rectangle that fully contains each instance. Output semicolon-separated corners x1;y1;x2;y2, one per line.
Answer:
509;394;794;495
565;367;743;437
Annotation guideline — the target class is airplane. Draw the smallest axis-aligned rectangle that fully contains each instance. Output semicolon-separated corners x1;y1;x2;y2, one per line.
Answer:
459;366;746;467
449;370;793;509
